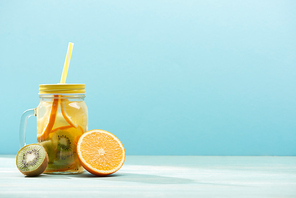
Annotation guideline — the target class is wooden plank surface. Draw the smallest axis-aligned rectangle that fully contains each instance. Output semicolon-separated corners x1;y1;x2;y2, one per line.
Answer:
0;155;295;197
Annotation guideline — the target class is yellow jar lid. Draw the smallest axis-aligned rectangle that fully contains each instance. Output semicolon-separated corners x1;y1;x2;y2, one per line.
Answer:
39;84;85;94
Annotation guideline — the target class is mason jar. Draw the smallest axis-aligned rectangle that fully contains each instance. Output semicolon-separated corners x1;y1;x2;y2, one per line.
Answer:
19;84;88;174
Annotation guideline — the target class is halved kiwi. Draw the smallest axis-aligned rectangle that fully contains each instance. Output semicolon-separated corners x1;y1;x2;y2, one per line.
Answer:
16;144;48;176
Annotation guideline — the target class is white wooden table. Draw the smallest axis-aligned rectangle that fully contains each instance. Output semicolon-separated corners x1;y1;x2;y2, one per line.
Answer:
0;155;295;197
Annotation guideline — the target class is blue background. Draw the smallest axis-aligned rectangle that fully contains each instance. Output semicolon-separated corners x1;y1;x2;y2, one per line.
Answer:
0;0;295;155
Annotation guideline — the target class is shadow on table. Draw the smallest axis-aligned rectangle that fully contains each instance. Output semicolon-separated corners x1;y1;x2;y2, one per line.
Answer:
39;172;194;184
34;173;245;187
83;173;194;184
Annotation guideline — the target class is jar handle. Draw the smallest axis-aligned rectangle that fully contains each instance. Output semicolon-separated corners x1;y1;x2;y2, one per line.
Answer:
19;108;36;148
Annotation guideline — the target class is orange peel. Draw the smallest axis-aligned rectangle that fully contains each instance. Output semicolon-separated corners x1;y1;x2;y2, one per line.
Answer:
37;96;59;141
60;98;78;128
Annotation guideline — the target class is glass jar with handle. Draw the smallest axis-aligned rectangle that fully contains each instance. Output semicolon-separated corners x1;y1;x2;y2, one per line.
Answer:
19;84;88;174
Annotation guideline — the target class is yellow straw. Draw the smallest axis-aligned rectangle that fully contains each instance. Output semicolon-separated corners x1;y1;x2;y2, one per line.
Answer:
60;42;74;83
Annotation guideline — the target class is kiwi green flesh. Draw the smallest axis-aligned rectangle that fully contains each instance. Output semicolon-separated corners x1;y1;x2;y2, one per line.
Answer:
16;144;48;176
50;130;76;164
40;140;55;164
52;130;75;152
46;161;78;171
45;153;80;172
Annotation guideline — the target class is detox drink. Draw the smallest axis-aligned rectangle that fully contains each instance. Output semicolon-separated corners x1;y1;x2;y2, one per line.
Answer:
36;84;88;174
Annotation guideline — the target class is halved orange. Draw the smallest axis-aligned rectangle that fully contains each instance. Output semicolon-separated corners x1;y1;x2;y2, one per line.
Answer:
77;129;125;176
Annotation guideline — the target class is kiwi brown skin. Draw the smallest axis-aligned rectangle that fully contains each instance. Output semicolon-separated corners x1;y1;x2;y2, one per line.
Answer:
16;144;49;177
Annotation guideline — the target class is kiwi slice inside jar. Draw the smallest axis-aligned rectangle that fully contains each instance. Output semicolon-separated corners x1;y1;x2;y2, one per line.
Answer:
46;157;81;173
51;129;77;165
52;129;75;152
40;140;55;164
16;144;48;176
